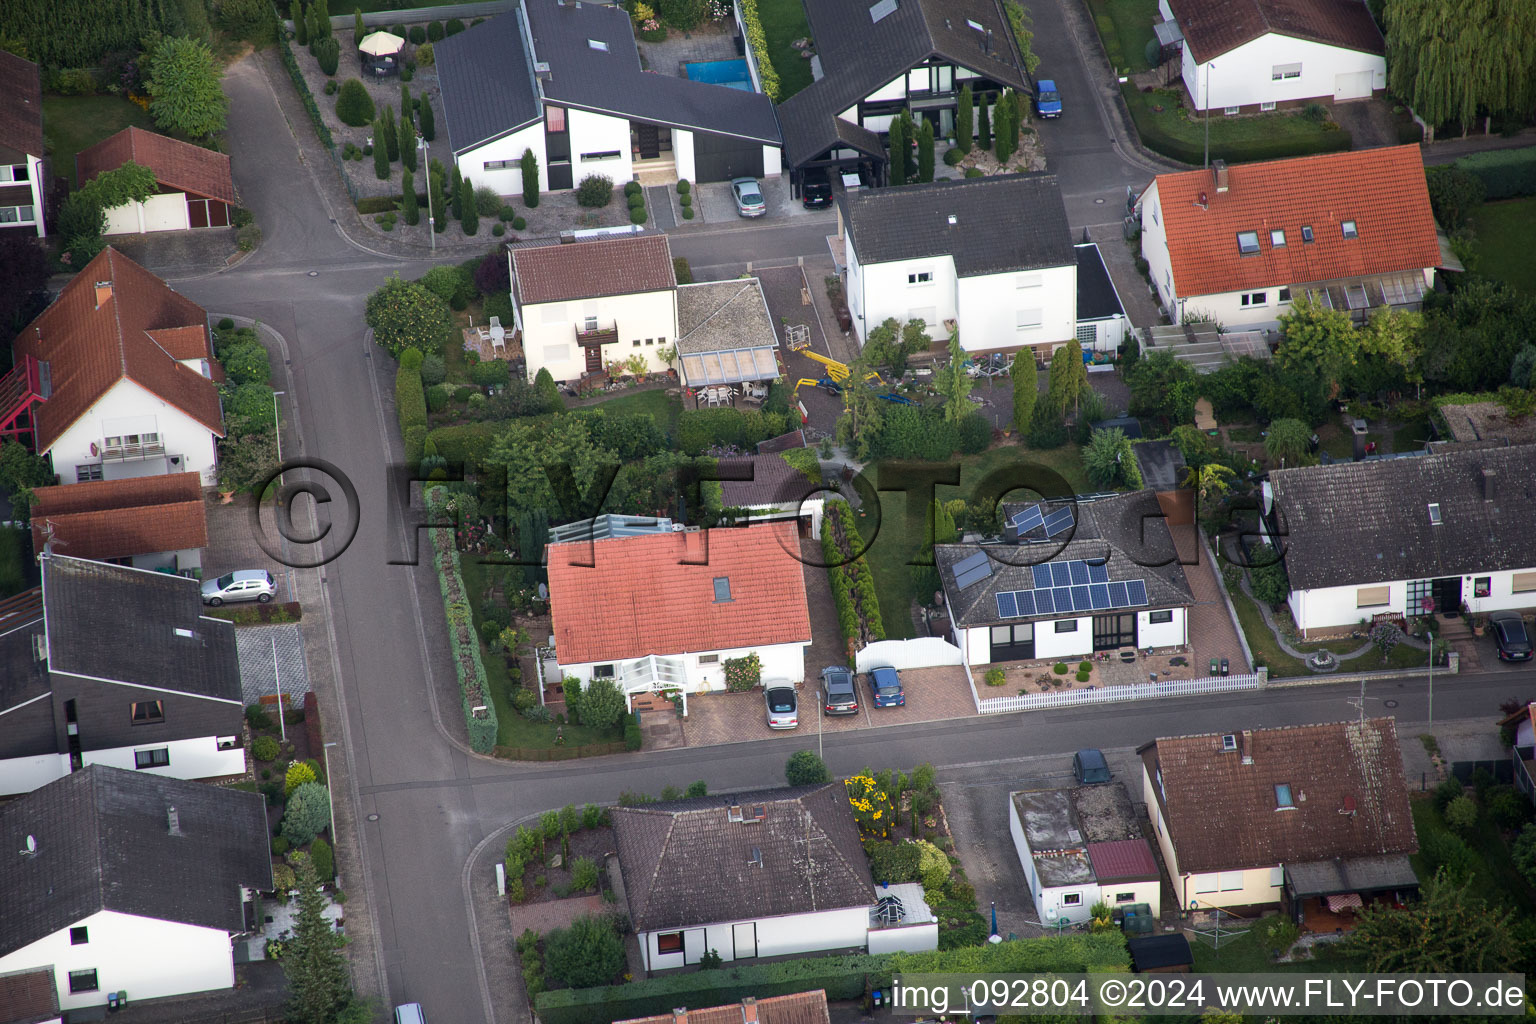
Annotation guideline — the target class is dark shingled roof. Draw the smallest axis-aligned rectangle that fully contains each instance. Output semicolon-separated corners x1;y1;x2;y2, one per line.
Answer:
1266;442;1536;592
1127;934;1193;971
0;49;44;161
775;0;1028;168
41;555;241;703
1075;242;1125;321
1140;719;1417;875
1165;0;1384;64
839;176;1073;277
937;491;1194;628
717;454;822;508
612;784;873;931
0;765;271;958
434;11;542;156
0;589;48;726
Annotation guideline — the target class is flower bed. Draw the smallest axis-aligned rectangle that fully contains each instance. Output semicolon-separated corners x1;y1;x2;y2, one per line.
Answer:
822;499;886;653
427;486;498;752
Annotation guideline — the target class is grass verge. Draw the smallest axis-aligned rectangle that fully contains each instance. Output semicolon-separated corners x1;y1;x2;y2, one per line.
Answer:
1121;85;1352;165
43;95;158;188
1470;197;1536;296
1084;0;1158;73
756;0;814;99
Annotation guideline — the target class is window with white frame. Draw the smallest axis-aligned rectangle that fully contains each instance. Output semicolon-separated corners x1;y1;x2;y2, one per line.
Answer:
1342;220;1359;239
908;270;933;285
1061;892;1083;906
1272;63;1301;79
1512;571;1536;594
134;747;170;769
1357;586;1390;607
1269;866;1284;887
0;164;28;182
1193;873;1219;894
1149;609;1173;624
1054;619;1078;633
483;159;516;171
1219;870;1245;891
1224;106;1239;116
1115;891;1135;903
0;205;35;223
1260;101;1276;111
1016;309;1043;330
1271;229;1286;247
1278;287;1292;302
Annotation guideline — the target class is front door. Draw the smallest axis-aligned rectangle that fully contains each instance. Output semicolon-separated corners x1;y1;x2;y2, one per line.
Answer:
584;344;602;374
636;123;662;159
732;922;756;959
1431;577;1462;616
1093;613;1137;650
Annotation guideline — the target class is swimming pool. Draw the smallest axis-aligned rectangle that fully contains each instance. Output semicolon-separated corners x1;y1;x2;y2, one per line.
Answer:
682;58;753;91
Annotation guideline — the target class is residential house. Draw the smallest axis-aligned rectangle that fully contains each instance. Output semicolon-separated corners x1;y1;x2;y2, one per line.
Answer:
434;2;780;197
618;991;832;1024
0;765;270;1015
510;234;677;383
775;0;1029;194
1140;719;1418;917
1008;783;1161;928
674;279;782;391
936;491;1195;668
546;520;811;696
0;49;46;237
1074;242;1130;355
1139;146;1441;331
1264;442;1536;636
1499;703;1535;807
837;175;1077;355
611;785;878;971
0;554;246;797
7;247;224;485
76;127;237;234
29;472;208;574
1158;0;1385;112
717;454;826;540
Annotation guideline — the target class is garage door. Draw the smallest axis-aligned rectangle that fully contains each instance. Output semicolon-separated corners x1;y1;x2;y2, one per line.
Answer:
1333;70;1373;101
693;131;765;183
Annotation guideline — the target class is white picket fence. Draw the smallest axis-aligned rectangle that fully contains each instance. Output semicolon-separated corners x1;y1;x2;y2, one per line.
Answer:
974;672;1264;714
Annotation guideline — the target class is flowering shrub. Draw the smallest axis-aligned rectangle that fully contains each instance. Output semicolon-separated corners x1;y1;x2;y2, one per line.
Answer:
724;652;761;692
845;774;894;839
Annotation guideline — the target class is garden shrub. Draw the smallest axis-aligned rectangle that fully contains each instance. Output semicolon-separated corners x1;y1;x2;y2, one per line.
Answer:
864;840;922;883
313;34;339;75
629;206;648;225
957;411;991;454
395;367;427;428
470;359;510;388
409;25;426;43
1053;662;1068;674
445;17;465;34
676;178;691;194
426;20;444;41
499;205;516;221
218;317;236;331
1433;776;1465;812
324;79;337;95
1454;145;1536;200
311;836;334;880
453;385;473;403
544;915;625;989
252;735;281;761
513;216;527;230
366;275;453;357
1444;795;1478;835
734;0;779;100
285;759;318;794
335;78;374;126
272;835;291;856
246;704;273;729
425;487;498;752
280;782;332;846
624;713;643;751
426;384;450;412
1418;827;1480;884
423;423;498;466
681;207;694;219
390;23;407;36
675;408;794;455
723;653;761;692
627;191;646;209
984;667;1006;687
624;180;643;198
403;425;428;466
1487;785;1532;830
399;346;424;371
475;185;502;217
569;856;599;892
576;174;613;207
415;40;434;66
943;147;965;166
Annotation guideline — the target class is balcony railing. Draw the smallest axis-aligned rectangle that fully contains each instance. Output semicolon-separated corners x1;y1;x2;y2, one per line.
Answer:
575;322;618;347
100;440;166;462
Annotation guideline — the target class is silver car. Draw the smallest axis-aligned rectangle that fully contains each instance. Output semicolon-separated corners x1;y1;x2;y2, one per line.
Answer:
764;682;798;730
731;177;766;217
201;569;276;606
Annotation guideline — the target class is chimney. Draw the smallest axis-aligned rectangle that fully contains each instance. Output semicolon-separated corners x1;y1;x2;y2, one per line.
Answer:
167;806;182;836
1240;729;1254;765
94;281;113;309
1482;468;1496;502
742;998;759;1024
1212;159;1229;193
673;1010;688;1024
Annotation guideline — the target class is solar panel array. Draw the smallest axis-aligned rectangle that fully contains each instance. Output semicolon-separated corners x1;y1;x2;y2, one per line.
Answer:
994;559;1149;619
952;550;993;590
1010;503;1075;538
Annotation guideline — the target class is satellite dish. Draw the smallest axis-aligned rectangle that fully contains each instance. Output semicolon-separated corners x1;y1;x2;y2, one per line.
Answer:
22;835;36;855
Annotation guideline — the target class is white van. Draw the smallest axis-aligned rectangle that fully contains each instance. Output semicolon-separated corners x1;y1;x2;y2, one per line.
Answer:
394;1004;427;1024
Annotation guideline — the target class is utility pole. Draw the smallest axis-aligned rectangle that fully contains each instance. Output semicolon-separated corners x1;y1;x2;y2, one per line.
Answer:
1204;62;1214;169
1426;630;1434;730
273;637;286;743
419;137;434;254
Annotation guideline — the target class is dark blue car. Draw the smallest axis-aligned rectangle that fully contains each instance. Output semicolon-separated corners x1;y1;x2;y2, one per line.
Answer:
866;666;905;707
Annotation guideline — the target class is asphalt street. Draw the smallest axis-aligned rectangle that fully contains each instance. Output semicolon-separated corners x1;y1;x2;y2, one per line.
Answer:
165;27;1524;1024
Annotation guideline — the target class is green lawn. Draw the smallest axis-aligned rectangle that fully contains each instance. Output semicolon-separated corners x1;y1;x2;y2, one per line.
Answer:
863;443;1090;640
1121;85;1352;165
1223;571;1308;678
582;387;683;436
1084;0;1158;73
756;0;814;100
42;95;158;188
1470;197;1536;296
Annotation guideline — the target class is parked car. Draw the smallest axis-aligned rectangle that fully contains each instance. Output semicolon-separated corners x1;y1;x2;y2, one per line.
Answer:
820;666;859;715
201;569;276;606
1072;748;1111;784
1034;79;1062;118
865;666;905;707
801;168;832;209
764;682;799;729
731;176;766;217
394;1005;427;1024
1490;611;1533;662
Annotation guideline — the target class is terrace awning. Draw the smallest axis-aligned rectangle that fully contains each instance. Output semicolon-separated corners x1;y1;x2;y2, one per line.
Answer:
358;30;405;56
680;346;779;386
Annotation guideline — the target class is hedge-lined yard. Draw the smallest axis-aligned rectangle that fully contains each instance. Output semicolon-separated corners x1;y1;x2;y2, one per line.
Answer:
1122;85;1352;165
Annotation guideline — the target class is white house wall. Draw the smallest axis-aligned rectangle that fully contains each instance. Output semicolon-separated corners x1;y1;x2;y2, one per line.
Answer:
1033;617;1093;660
867;921;939;953
0;909;235;1013
80;733;246;781
561;639;809;691
1290;566;1536;634
1180;864;1284;911
101;193;190;236
1139;181;1178;316
739;497;824;539
959;624;990;666
641;905;869;971
568;107;634;188
48;379;219;486
762;145;781;178
1101;877;1162;918
954;264;1076;353
0;751;69;796
517;289;677;383
1184;35;1385;111
674;129;696;182
868;74;907;102
1137;607;1187;648
850;254;960;345
460;122;547;196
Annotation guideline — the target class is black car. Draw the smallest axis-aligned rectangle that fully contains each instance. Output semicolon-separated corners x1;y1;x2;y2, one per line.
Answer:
801;169;832;209
1490;611;1533;662
820;666;859;715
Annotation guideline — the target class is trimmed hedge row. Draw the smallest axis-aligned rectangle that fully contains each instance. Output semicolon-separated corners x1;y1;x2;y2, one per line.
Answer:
426;487;498;752
424;423;500;468
396;366;427;430
1454;145;1536;201
273;7;339;161
821;499;885;651
534;935;1131;1024
1121;85;1352;166
736;0;780;102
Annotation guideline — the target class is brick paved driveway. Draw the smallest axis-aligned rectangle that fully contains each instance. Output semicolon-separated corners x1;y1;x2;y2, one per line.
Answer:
203;496;301;605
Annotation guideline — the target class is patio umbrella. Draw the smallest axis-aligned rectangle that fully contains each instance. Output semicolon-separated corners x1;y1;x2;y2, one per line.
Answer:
358;30;405;56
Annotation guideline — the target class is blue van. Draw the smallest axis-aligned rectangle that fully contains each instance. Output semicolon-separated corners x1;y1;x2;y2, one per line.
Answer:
1035;80;1062;118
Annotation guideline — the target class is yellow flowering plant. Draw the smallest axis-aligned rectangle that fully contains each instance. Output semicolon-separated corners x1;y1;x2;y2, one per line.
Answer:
844;774;895;839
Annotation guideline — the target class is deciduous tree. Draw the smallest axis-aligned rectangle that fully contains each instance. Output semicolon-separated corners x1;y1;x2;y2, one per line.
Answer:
365;274;453;356
1047;338;1087;415
1276;294;1357;390
1264;417;1312;465
786;750;831;786
1384;0;1536;133
1084;427;1141;489
1345;867;1523;972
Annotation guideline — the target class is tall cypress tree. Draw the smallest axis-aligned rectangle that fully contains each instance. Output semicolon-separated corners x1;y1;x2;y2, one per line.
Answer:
428;163;447;231
458;175;478;235
283;860;353;1024
353;7;365;45
311;0;331;38
381;105;398;161
1010;351;1037;436
978;96;992;150
401;168;419;225
293;1;308;45
371;119;389;179
887;113;907;187
956;83;974;154
399;113;417;172
917;118;934;182
994;89;1013;163
418;95;435;141
449;163;462;218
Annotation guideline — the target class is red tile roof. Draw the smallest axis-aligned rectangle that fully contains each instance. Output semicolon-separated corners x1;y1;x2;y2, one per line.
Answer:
619;991;832;1024
13;247;224;451
547;522;811;664
0;49;43;160
76;126;237;204
512;234;676;305
1087;838;1159;883
1166;0;1384;64
1142;718;1417;875
0;968;58;1024
1153;145;1439;300
30;472;208;560
147;325;214;361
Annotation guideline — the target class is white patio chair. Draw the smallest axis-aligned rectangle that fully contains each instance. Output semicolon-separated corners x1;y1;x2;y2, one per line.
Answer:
488;316;506;350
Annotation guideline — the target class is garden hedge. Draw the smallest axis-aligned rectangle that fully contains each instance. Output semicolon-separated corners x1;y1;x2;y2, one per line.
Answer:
395;367;427;430
534;936;1130;1024
821;499;884;649
423;423;499;469
1454;145;1536;200
426;487;498;752
734;0;780;101
676;408;794;455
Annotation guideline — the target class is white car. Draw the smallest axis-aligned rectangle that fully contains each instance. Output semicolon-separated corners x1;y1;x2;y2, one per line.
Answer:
764;682;798;729
201;569;276;606
731;177;766;217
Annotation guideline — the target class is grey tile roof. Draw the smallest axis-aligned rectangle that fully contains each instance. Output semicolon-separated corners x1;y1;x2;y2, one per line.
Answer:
434;12;542;156
775;0;1028;167
1075;242;1124;321
839;175;1074;277
612;784;873;932
937;491;1194;628
676;280;776;354
0;765;271;958
0;591;48;723
41;555;241;703
718;454;822;508
1265;442;1536;592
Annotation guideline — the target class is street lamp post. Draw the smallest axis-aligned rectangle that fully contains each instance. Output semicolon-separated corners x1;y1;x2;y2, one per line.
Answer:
322;741;340;843
1426;630;1434;729
419;138;434;254
1203;63;1214;169
272;390;286;463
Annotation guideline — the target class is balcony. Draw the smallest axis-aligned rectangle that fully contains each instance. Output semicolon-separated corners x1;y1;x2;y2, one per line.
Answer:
100;439;166;462
575;322;619;347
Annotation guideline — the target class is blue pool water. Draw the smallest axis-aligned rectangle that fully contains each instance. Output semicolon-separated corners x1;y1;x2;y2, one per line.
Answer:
683;58;752;91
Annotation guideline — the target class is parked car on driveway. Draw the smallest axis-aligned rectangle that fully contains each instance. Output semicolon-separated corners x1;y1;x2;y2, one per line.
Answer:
201;569;275;606
1072;748;1111;784
731;177;766;217
1490;611;1533;662
865;666;905;707
764;682;799;729
801;168;832;209
820;666;859;715
1034;79;1062;118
